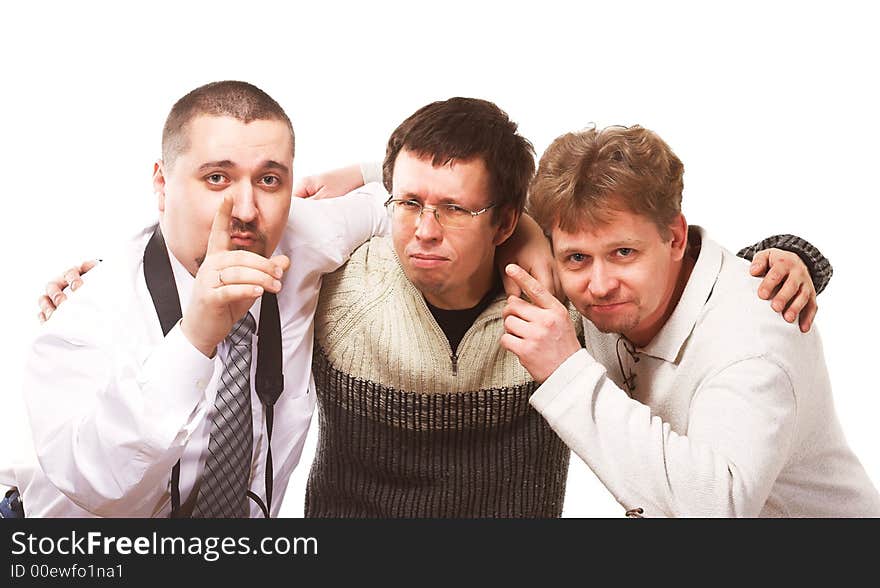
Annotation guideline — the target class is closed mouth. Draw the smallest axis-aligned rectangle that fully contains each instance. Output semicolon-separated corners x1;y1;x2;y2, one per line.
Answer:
589;302;629;311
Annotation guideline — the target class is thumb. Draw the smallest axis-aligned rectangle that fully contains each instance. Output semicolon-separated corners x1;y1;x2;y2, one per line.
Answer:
270;254;291;273
501;269;523;298
206;194;233;255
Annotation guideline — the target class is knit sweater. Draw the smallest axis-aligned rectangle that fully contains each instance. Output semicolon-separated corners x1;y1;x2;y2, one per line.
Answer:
305;236;570;517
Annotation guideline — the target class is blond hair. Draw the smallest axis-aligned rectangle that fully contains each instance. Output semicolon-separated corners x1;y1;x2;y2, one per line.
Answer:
528;125;683;239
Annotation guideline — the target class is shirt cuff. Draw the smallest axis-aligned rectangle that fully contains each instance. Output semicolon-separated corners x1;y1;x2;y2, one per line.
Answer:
139;321;215;450
529;348;606;420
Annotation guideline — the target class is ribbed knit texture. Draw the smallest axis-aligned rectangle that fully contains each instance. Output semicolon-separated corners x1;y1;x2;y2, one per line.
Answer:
737;234;833;294
306;351;569;517
305;237;570;517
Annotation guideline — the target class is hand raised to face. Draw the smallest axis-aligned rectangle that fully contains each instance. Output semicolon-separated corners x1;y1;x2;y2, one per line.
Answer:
180;194;290;358
500;263;582;383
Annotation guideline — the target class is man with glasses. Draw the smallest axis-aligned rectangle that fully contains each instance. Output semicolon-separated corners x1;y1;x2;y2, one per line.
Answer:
304;97;570;517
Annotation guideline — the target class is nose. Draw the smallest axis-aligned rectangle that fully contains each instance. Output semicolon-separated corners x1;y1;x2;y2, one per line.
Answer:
588;261;619;299
231;181;257;224
413;207;443;242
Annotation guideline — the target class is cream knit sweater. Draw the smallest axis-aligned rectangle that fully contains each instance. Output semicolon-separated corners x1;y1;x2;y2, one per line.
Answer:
306;237;570;517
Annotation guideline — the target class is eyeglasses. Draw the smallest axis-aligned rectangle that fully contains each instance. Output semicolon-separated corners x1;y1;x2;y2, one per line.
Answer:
384;197;495;230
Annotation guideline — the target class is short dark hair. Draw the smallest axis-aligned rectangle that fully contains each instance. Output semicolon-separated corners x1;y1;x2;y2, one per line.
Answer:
161;81;294;169
382;97;535;221
528;125;684;239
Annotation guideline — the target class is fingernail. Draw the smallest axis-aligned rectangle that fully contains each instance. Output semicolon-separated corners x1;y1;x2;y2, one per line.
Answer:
52;294;62;305
772;302;782;311
274;267;283;278
273;280;282;290
45;308;53;319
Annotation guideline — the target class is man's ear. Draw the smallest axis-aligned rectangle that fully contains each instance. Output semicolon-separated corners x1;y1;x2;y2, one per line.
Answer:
669;213;688;261
152;160;166;212
493;208;520;246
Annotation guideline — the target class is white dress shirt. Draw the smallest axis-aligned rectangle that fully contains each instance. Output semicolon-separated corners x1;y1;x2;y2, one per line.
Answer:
531;227;880;517
3;186;390;517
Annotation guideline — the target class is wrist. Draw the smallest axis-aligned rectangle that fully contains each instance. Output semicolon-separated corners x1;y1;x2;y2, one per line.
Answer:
180;319;218;358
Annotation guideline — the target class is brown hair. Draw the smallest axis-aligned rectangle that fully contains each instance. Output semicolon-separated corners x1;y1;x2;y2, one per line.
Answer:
382;97;535;221
528;125;684;239
161;81;294;169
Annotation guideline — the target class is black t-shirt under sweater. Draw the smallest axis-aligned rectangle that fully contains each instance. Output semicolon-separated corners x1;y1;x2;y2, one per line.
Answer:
425;278;502;356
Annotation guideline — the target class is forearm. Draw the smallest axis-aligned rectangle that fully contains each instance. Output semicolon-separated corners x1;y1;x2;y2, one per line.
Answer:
290;183;391;275
360;161;382;185
24;323;213;515
530;349;795;517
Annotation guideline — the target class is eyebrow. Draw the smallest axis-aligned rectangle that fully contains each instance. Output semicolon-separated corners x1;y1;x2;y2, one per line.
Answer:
196;160;291;175
198;160;235;173
398;191;472;206
261;160;291;175
605;239;646;249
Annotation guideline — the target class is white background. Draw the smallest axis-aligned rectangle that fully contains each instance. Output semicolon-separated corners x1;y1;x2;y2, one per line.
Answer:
1;1;877;517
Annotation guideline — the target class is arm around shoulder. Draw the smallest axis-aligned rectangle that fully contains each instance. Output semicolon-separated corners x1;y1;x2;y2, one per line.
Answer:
288;182;391;274
737;234;832;294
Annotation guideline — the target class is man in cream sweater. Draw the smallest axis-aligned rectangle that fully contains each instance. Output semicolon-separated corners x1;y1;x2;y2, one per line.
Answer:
502;124;880;517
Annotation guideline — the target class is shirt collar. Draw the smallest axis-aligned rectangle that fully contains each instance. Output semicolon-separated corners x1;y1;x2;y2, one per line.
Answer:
639;226;722;363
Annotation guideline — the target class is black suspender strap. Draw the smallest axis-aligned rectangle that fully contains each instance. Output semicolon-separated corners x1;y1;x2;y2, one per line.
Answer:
143;226;183;336
142;224;284;518
255;291;283;516
143;226;184;517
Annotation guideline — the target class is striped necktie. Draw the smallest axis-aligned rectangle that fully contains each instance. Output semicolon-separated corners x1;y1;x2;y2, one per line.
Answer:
192;312;256;518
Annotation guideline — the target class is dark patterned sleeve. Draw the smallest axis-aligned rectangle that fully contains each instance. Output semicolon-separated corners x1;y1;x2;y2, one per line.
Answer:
737;235;833;295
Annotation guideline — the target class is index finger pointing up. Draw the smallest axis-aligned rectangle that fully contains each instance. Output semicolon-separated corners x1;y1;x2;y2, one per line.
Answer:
206;194;233;256
505;263;556;309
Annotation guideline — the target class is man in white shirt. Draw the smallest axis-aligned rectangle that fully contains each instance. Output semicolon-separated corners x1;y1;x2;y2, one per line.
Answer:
501;124;880;516
0;81;389;517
